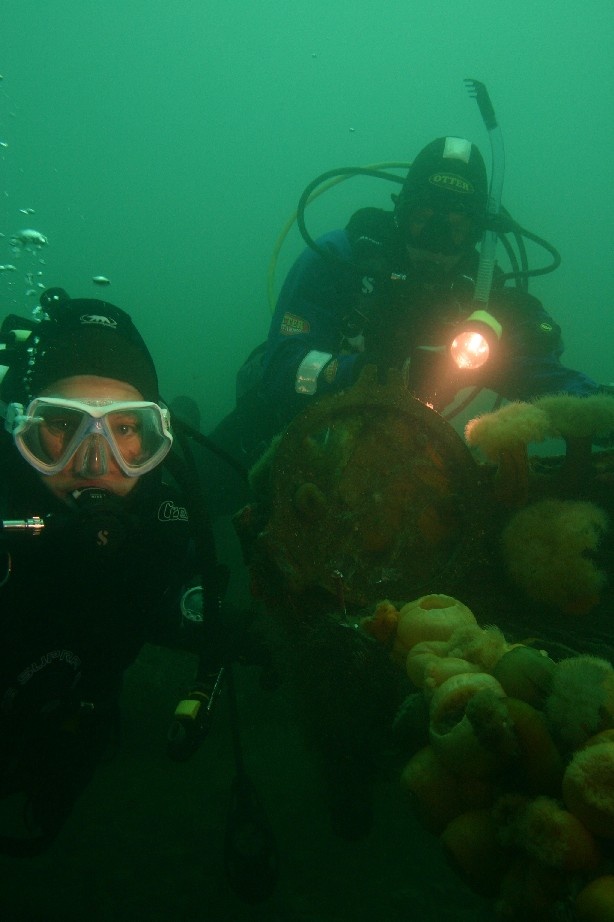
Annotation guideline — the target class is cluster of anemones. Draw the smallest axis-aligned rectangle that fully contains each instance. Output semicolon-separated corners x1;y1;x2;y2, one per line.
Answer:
360;594;614;921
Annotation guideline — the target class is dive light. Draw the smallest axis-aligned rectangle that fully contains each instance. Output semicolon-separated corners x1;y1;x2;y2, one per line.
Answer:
449;308;502;371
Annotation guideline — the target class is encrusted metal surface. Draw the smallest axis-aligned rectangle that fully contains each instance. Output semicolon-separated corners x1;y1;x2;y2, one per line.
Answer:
261;368;483;605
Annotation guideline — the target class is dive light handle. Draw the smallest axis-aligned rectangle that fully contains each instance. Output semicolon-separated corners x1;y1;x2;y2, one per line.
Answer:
166;667;226;761
1;515;46;536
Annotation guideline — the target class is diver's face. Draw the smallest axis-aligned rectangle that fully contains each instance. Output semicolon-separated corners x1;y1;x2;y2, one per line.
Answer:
37;375;144;503
404;206;476;274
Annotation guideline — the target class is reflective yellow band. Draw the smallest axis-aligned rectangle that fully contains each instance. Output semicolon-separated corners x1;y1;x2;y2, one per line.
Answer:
174;699;202;720
465;309;503;340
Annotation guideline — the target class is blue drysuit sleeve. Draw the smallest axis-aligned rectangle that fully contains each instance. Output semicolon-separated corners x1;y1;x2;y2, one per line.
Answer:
262;229;363;423
487;294;599;400
496;352;599;400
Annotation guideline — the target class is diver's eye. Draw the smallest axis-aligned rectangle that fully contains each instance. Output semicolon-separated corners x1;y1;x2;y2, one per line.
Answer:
44;415;79;436
110;414;141;439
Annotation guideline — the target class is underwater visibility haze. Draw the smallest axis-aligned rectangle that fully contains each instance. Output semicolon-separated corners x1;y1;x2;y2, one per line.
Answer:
1;0;613;431
1;2;614;920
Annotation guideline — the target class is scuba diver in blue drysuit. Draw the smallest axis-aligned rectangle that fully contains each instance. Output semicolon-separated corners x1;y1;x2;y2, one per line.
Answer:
261;135;599;423
205;100;602;518
201;84;607;843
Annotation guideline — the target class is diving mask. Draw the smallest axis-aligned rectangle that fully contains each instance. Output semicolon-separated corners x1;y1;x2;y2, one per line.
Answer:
403;204;479;254
5;396;173;477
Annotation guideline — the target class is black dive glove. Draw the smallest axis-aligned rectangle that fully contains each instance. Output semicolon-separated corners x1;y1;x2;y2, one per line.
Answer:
350;351;387;384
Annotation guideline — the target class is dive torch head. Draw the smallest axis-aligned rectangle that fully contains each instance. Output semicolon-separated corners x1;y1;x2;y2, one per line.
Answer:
449;309;502;371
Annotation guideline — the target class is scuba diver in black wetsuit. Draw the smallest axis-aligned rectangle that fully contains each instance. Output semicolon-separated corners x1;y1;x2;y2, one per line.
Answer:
0;289;279;901
0;289;222;855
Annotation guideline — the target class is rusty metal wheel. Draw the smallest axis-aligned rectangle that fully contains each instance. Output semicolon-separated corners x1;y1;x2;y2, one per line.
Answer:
260;367;484;606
